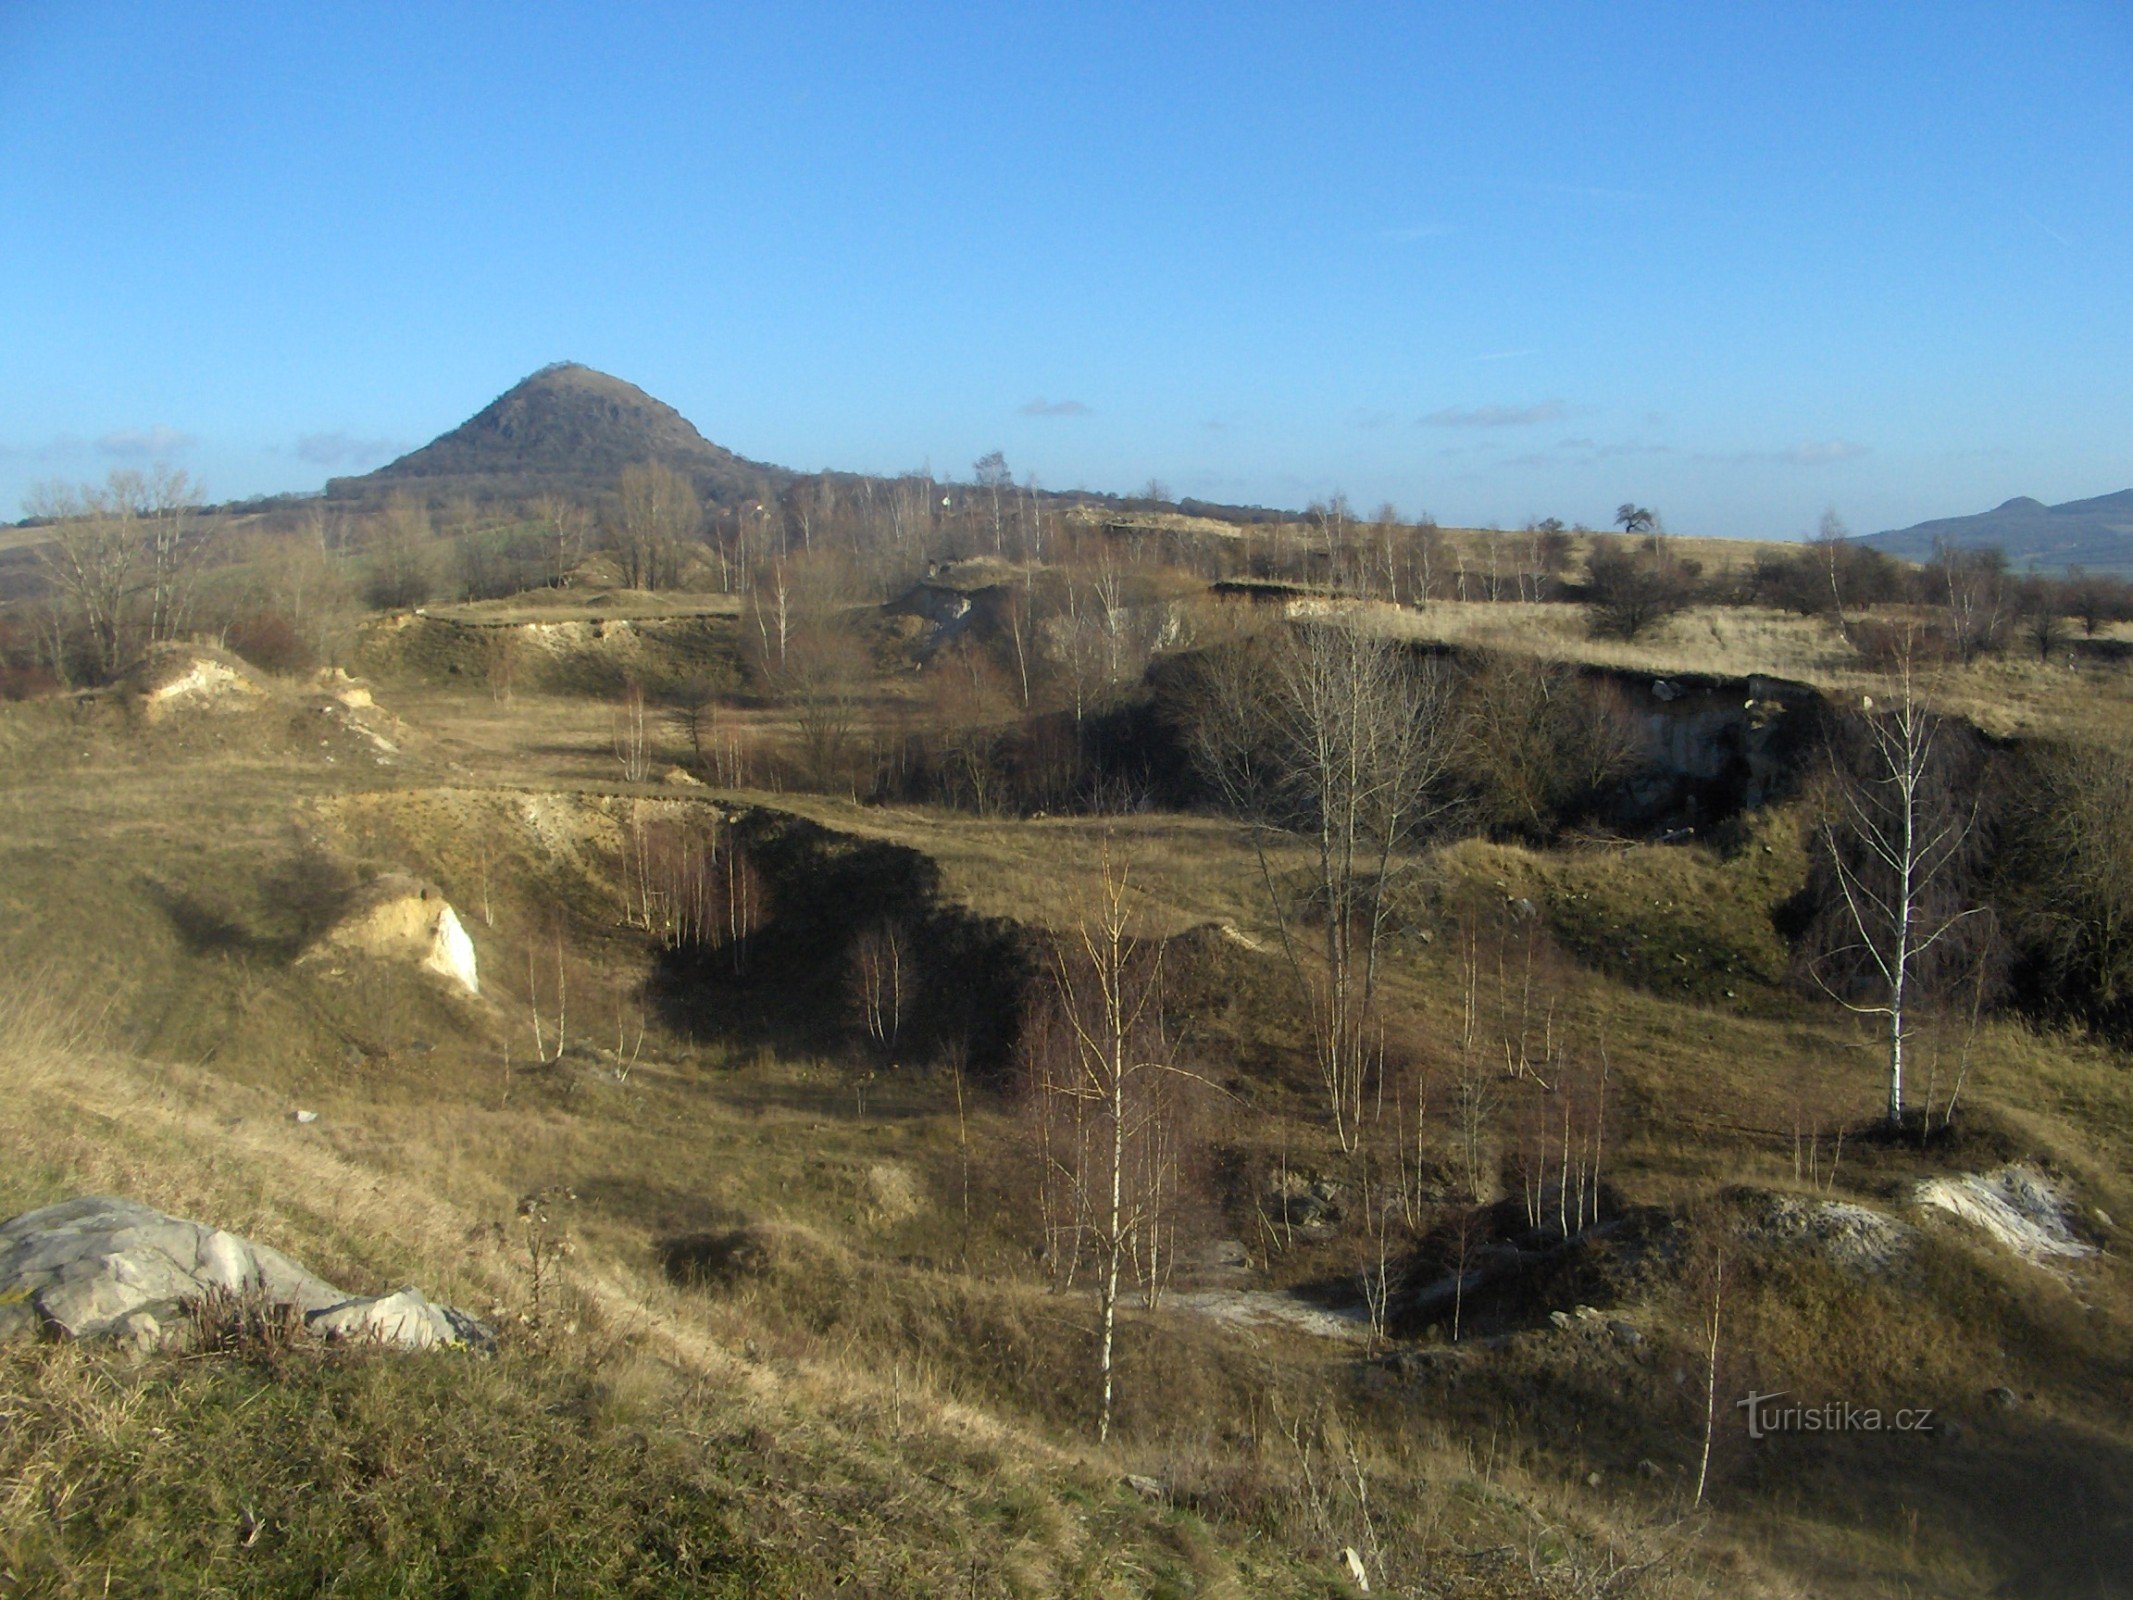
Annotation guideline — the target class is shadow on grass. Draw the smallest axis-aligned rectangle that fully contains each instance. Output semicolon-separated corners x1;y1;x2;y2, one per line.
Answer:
647;809;1033;1079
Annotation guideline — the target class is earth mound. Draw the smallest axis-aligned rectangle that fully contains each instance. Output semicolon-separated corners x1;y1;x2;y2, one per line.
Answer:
127;644;270;722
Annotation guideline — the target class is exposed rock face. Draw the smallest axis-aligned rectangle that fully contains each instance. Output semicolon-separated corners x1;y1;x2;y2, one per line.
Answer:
304;873;479;995
0;1197;491;1351
129;645;269;722
305;1284;492;1350
309;668;404;756
1617;672;1822;829
1915;1164;2097;1265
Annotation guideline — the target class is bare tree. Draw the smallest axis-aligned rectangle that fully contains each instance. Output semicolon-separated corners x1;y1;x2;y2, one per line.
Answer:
849;916;914;1054
27;467;210;678
1026;852;1195;1442
261;508;359;667
784;616;869;794
973;450;1011;555
131;466;211;645
1190;623;1458;1149
367;493;436;609
611;683;653;782
612;462;701;591
1694;1252;1724;1508
1455;652;1644;837
1809;640;1985;1129
1586;533;1696;640
28;479;141;681
2065;566;2130;637
1929;540;2008;661
2003;734;2133;1033
2018;575;2069;662
1809;510;1856;645
534;493;592;587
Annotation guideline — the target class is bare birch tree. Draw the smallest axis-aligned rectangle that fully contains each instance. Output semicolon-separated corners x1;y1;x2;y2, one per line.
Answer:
1809;640;1984;1130
849;915;914;1054
1190;623;1458;1149
1027;852;1192;1443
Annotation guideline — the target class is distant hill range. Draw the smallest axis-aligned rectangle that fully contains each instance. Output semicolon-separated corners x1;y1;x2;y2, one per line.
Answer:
325;363;796;507
1864;490;2133;575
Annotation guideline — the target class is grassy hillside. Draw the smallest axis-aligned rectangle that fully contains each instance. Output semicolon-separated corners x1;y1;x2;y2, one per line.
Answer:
4;507;2133;1599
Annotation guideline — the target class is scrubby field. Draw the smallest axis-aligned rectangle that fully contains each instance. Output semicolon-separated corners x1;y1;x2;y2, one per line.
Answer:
4;500;2133;1598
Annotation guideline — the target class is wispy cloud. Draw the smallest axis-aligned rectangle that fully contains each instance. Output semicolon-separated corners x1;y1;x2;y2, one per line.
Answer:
1019;397;1090;418
295;431;401;467
97;425;194;458
1706;439;1871;467
1495;436;1676;471
1783;439;1870;466
0;434;91;464
1421;400;1567;429
2019;206;2073;249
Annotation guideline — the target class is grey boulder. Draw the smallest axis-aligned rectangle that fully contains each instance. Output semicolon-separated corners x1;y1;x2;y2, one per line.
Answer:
306;1284;493;1350
0;1196;490;1352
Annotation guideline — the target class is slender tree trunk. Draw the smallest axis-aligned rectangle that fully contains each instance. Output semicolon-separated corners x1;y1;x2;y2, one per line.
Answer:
1099;1051;1125;1444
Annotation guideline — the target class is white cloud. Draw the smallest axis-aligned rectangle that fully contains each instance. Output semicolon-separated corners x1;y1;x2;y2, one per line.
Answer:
97;425;194;458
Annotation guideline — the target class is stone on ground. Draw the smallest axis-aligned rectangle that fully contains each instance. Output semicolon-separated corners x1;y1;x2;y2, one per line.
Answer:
0;1196;490;1352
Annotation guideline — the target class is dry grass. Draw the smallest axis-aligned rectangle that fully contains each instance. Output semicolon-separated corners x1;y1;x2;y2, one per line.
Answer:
0;714;1626;1594
1342;596;2133;743
1361;599;1854;683
4;636;2132;1596
419;586;744;625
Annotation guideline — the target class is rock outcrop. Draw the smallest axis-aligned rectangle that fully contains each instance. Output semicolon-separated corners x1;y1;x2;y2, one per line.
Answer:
302;873;479;995
1915;1164;2097;1265
0;1196;491;1352
128;644;270;722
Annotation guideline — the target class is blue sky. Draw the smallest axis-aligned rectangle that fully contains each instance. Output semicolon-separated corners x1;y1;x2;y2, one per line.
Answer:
2;2;2126;537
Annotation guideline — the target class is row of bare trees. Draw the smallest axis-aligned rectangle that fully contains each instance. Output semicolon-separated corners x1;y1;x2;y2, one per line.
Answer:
617;814;769;972
23;466;217;682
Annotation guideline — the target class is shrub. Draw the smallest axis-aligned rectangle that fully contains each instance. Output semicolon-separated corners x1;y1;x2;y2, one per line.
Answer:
224;610;315;675
1585;535;1700;639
